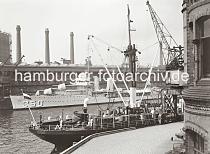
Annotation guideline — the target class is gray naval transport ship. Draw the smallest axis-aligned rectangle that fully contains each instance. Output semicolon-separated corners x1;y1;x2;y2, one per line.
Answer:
9;73;130;110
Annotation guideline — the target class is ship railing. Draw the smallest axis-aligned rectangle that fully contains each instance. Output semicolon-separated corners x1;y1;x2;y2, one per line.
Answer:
39;124;67;131
35;115;161;131
38;122;90;131
92;115;160;130
85;113;171;129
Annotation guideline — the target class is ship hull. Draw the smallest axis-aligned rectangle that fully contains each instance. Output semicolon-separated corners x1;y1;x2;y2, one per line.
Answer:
29;127;107;151
29;114;183;153
9;95;123;110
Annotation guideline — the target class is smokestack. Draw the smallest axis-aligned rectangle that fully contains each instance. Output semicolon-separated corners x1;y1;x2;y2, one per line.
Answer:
16;25;21;63
45;28;50;65
70;32;74;64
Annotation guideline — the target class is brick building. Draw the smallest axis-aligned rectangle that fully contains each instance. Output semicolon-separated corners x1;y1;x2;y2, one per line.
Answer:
182;0;210;154
0;31;12;64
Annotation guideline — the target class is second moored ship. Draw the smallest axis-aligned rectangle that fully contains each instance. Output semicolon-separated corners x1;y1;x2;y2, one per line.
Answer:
9;73;122;109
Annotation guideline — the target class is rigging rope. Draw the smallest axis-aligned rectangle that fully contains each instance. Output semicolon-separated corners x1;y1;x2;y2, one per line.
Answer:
136;44;159;107
89;35;123;53
89;38;128;107
137;42;159;67
140;42;159;52
90;35;129;93
88;35;160;108
106;45;130;92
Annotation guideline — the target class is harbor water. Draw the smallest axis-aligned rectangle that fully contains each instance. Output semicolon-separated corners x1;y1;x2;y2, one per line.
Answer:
0;102;121;153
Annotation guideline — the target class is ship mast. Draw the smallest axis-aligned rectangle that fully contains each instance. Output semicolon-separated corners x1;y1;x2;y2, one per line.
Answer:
127;4;132;47
124;5;138;108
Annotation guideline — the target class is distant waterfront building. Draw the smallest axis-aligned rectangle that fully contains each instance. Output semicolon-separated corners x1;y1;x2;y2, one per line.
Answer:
182;0;210;154
0;31;12;64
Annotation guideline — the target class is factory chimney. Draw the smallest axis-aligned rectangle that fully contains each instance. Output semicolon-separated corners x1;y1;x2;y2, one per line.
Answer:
16;25;22;63
70;32;74;64
45;28;50;65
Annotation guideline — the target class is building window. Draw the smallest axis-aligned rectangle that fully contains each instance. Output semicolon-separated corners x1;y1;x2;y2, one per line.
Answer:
196;16;210;78
193;132;204;154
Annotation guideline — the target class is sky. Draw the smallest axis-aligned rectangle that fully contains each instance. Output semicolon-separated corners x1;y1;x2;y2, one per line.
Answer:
0;0;184;66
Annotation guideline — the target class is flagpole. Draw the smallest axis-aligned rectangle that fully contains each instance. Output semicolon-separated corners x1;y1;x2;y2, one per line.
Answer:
28;105;36;125
21;89;36;125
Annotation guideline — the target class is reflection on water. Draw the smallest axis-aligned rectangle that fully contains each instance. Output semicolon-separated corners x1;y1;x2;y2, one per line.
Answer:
0;103;121;153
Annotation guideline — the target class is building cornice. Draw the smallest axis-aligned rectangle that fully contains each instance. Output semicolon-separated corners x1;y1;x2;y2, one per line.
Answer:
188;0;210;22
185;120;208;138
188;0;210;13
185;105;210;116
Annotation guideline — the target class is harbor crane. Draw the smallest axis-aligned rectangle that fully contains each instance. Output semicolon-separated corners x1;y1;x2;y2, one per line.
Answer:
146;1;184;70
146;1;185;118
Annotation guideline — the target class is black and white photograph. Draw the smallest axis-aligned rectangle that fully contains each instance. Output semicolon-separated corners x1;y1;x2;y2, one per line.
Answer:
0;0;210;153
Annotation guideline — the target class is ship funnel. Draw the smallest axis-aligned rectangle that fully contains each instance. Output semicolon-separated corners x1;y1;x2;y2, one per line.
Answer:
83;97;89;113
70;32;74;64
16;25;22;63
106;78;114;92
93;76;100;91
45;28;50;65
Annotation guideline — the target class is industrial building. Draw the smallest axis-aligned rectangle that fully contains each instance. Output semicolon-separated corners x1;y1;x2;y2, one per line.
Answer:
182;0;210;153
0;31;12;64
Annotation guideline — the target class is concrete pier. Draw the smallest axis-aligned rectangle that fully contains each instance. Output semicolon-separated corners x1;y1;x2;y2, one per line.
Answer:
70;122;183;154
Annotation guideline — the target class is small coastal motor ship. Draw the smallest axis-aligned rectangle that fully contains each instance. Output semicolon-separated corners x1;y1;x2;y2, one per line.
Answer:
29;100;183;152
